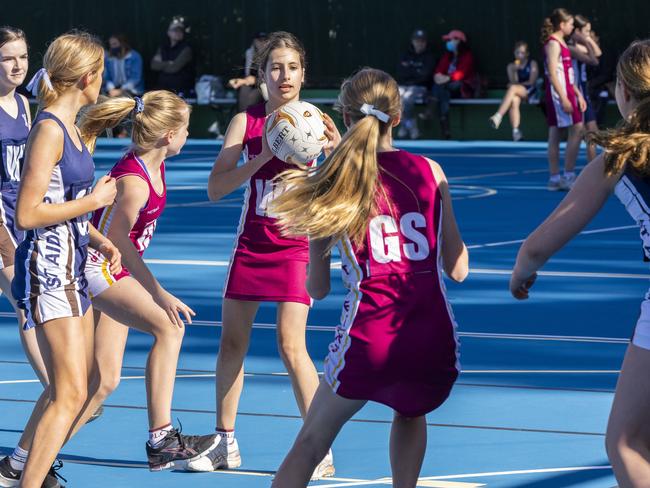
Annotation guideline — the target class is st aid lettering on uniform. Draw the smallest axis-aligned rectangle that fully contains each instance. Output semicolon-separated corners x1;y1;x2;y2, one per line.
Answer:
369;213;430;263
44;233;62;267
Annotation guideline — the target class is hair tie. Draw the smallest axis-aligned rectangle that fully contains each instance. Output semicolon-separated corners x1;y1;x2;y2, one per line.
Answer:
26;68;53;96
133;96;144;115
359;103;390;123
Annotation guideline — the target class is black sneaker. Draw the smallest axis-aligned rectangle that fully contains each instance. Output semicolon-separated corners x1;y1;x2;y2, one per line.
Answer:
0;456;65;488
85;405;104;424
146;427;219;471
0;455;20;487
43;460;66;488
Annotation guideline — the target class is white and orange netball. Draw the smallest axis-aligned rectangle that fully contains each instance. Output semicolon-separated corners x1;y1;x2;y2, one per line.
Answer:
265;100;327;164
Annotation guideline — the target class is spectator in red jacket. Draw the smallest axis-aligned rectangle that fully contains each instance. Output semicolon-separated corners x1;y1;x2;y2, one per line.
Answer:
431;29;475;138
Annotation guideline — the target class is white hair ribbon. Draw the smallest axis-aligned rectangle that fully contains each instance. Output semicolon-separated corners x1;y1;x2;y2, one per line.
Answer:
26;68;54;96
359;103;390;123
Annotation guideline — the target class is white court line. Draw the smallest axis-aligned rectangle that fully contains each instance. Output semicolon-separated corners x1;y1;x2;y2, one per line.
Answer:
143;258;650;280
467;224;637;250
472;267;650;280
314;465;611;488
0;311;629;344
0;369;621;386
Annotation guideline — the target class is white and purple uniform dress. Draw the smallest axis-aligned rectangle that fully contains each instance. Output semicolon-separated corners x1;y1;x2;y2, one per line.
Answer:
12;112;95;328
324;150;460;417
224;103;311;305
0;92;29;268
615;168;650;350
544;36;582;128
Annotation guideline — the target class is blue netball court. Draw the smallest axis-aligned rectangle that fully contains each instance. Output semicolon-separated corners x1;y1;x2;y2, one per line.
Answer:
0;138;635;487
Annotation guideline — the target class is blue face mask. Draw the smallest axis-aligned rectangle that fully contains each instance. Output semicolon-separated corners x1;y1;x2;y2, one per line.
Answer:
446;40;457;52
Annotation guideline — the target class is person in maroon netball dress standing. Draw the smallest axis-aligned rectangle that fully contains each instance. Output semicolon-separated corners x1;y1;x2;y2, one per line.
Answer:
270;67;468;487
542;8;587;191
189;31;339;478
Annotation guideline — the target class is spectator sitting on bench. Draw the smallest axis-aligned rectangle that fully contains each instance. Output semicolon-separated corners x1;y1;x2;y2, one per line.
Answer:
430;29;476;139
103;33;144;98
489;41;540;141
229;32;269;112
396;29;435;140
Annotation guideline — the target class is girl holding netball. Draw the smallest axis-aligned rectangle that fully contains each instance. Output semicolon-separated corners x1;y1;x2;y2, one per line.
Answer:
541;8;587;191
191;31;338;478
270;67;468;487
511;39;650;487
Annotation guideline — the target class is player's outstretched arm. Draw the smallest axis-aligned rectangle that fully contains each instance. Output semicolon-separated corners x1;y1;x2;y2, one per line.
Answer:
511;154;620;298
207;112;273;201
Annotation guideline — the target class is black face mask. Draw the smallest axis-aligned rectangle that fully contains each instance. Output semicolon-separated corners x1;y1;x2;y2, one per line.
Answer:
110;47;122;57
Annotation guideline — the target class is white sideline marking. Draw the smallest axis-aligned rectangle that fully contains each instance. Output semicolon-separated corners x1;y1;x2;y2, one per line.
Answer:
472;268;650;280
314;465;611;487
467;224;637;249
0;312;628;344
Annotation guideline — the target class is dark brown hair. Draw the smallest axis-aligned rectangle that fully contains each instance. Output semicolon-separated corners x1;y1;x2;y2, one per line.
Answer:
253;31;306;77
0;26;27;50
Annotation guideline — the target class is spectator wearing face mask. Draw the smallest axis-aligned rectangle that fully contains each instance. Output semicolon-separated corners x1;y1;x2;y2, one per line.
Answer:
431;29;475;139
103;33;144;97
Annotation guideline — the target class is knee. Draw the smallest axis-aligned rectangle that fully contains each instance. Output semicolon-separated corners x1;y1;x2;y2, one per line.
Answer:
218;330;249;359
511;96;521;107
293;427;329;465
153;318;185;344
94;368;121;400
606;422;650;462
53;380;88;413
277;339;307;369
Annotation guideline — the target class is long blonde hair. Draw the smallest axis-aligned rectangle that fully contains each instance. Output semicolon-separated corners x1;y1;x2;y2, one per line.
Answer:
271;68;400;249
37;31;104;108
79;90;190;153
589;40;650;176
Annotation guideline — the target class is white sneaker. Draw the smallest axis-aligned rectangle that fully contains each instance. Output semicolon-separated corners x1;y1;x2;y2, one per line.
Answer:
512;128;523;142
311;449;335;480
559;173;576;190
547;177;563;191
184;435;242;472
489;113;502;129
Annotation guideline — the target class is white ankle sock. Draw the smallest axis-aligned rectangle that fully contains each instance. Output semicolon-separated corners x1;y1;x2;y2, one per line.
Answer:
216;428;235;445
9;446;28;471
148;424;174;448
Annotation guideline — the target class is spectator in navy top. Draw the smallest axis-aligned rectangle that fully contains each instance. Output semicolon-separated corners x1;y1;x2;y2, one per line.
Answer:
103;34;144;98
431;29;476;139
151;16;195;97
396;29;435;139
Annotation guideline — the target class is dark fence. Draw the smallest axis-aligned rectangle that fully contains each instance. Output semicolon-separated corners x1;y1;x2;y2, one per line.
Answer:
5;0;649;89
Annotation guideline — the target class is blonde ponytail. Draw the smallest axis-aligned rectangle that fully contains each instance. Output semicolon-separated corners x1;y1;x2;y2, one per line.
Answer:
79;90;190;154
271;68;400;249
79;97;137;152
37;31;103;109
588;40;650;176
